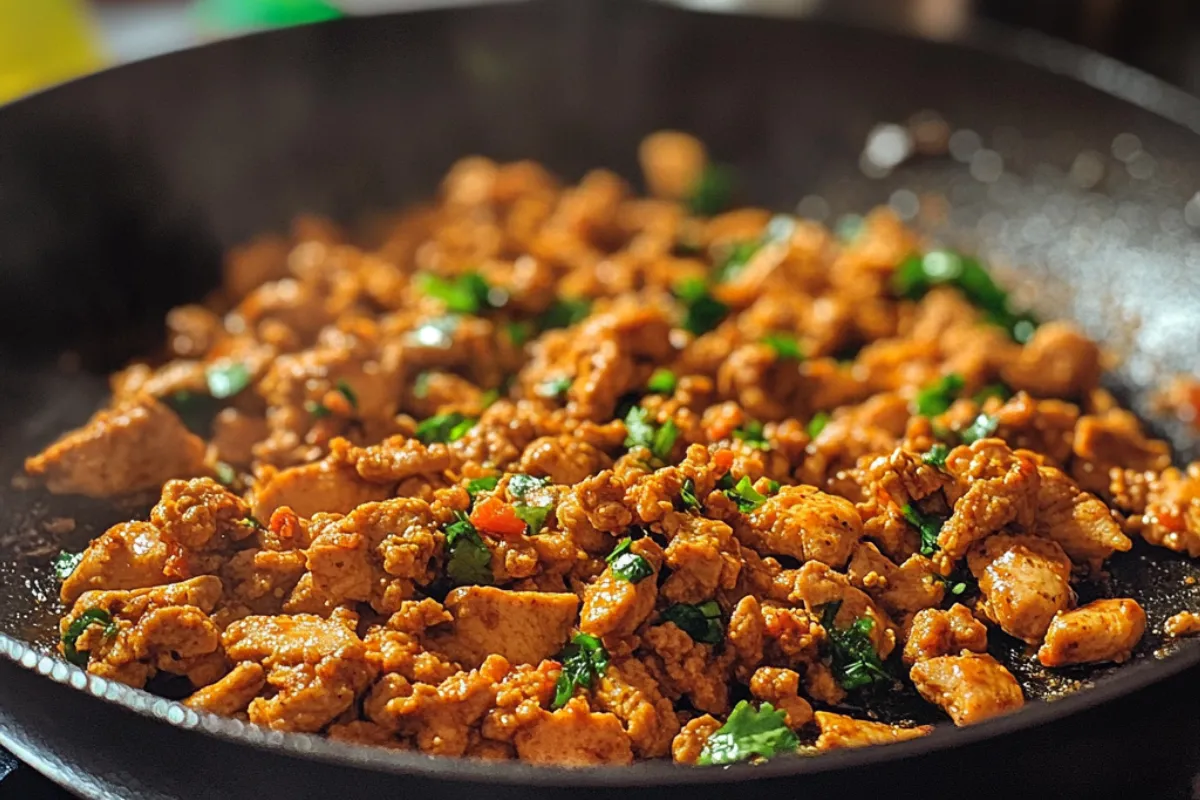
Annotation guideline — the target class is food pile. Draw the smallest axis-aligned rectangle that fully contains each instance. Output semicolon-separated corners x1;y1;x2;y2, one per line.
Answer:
29;132;1200;766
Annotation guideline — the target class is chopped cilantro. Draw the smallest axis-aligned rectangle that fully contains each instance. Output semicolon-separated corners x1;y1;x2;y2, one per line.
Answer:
417;271;501;314
807;411;830;439
536;375;572;399
647;368;678;395
514;503;552;535
662;600;723;645
53;550;83;581
697;700;799;765
445;513;493;586
465;475;500;498
973;383;1012;404
960;413;1000;445
913;373;965;416
714;240;760;283
607;537;653;583
304;400;332;419
922;443;950;469
479;388;500;408
213;461;237;486
762;333;803;361
415;412;476;444
725;475;769;513
552;633;610;709
205;362;250;399
412;372;432;399
902;503;944;557
623;407;678;462
733;419;769;449
61;607;119;667
821;601;890;690
687;163;734;217
335;379;358;410
675;278;729;336
680;477;702;510
539;297;591;330
505;320;534;347
509;473;551;500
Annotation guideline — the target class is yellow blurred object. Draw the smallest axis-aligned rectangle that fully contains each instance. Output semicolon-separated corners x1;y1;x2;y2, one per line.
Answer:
0;0;106;104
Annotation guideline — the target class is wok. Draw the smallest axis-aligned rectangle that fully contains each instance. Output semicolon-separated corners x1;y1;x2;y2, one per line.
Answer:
3;0;1200;797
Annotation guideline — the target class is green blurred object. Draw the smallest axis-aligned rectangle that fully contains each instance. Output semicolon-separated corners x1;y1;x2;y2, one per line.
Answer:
194;0;343;31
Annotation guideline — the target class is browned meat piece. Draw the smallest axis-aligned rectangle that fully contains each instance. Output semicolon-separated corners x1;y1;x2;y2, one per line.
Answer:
1165;611;1200;638
814;711;932;751
638;131;707;201
671;714;722;764
251;457;392;520
747;485;862;568
902;604;988;665
183;662;267;715
431;586;578;668
26;396;205;497
866;447;951;509
513;697;634;766
748;667;812;728
1133;465;1200;557
579;538;661;638
910;652;1024;726
1071;409;1170;496
659;513;741;605
344;436;455;484
793;561;896;659
939;440;1041;564
1001;321;1102;399
847;542;943;616
61;521;180;605
1037;598;1146;666
991;393;1079;466
518;435;613;485
594;657;682;758
760;603;824;671
967;533;1073;644
223;613;377;732
1033;466;1130;572
150;477;254;551
641;621;731;714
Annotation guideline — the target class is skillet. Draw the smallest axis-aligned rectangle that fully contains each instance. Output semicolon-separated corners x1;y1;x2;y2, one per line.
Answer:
3;0;1200;796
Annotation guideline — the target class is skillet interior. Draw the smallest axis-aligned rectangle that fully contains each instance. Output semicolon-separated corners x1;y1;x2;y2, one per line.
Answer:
3;0;1200;794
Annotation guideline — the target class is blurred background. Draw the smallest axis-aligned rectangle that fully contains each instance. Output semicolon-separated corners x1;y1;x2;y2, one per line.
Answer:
4;0;1200;106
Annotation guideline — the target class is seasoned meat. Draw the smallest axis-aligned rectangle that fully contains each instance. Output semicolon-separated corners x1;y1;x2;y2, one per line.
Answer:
60;521;180;605
910;652;1024;726
1000;321;1101;399
902;604;988;665
847;542;943;616
251;457;392;520
513;697;634;766
432;586;578;668
747;485;862;568
748;667;812;728
1033;466;1131;573
813;711;932;751
1165;611;1200;638
183;662;267;715
793;561;896;659
1036;599;1146;666
967;534;1073;644
27;396;205;497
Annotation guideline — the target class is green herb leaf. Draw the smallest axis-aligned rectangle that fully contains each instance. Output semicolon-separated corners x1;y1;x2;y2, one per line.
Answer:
687;164;734;217
509;474;551;500
922;443;950;469
675;278;729;336
623;407;678;462
714;240;760;283
661;600;723;645
807;412;831;439
960;413;1000;445
415;412;476;444
213;461;237;486
445;513;493;586
413;372;432;399
762;333;804;361
733;419;769;450
163;390;221;436
61;608;119;667
417;271;500;314
725;475;769;513
651;419;680;462
53;550;83;581
606;537;652;583
305;400;332;419
696;700;800;765
335;379;358;410
536;375;573;399
647;368;678;395
973;383;1012;404
205;362;250;399
821;601;890;691
466;475;500;498
902;503;944;557
913;373;965;417
607;536;633;563
539;297;592;330
680;477;702;510
514;504;551;535
552;633;610;709
505;320;535;347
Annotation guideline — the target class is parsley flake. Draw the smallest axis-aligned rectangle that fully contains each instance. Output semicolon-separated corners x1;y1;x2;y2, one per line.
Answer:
647;368;678;395
335;379;358;410
697;700;799;765
922;443;950;469
536;375;572;399
733;419;769;450
552;633;610;708
61;607;119;667
725;475;769;512
417;271;503;315
415;412;476;444
807;411;831;439
762;333;803;361
606;537;653;583
902;503;944;557
539;297;591;330
687;164;734;217
960;413;1000;445
514;503;552;535
913;373;965;417
445;513;493;586
680;477;702;510
661;600;723;645
466;475;500;498
821;601;890;690
53;550;83;581
509;474;551;500
675;278;729;336
623;407;678;462
205;362;250;399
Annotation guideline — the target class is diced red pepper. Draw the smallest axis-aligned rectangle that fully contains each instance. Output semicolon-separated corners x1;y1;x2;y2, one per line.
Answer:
470;496;528;539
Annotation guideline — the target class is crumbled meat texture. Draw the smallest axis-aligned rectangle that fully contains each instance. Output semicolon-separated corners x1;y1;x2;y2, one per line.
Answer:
30;133;1193;766
909;652;1024;726
1036;598;1146;666
1164;611;1200;638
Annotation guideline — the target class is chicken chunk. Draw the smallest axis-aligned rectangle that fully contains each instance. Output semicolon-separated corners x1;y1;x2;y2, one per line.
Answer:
748;667;813;729
1036;598;1146;667
432;586;578;668
1165;611;1200;638
183;662;267;715
60;521;179;605
251;457;392;520
1034;466;1131;573
939;441;1041;564
513;697;634;766
813;711;932;751
1135;465;1200;558
593;657;682;758
847;542;943;616
748;485;862;568
26;396;205;497
1001;321;1101;399
967;533;1073;644
902;604;988;665
580;538;661;638
910;652;1024;726
792;561;896;659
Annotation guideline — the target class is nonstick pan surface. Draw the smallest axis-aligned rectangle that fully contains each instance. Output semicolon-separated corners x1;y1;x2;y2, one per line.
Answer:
3;0;1200;797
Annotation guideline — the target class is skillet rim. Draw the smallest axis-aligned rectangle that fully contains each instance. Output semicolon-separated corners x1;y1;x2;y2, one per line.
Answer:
3;0;1200;785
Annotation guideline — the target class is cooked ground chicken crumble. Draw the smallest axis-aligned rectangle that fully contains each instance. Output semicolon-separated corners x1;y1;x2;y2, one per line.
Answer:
27;131;1200;766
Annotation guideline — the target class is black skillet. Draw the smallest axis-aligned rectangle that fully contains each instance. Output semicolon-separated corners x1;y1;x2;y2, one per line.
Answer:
3;0;1200;797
